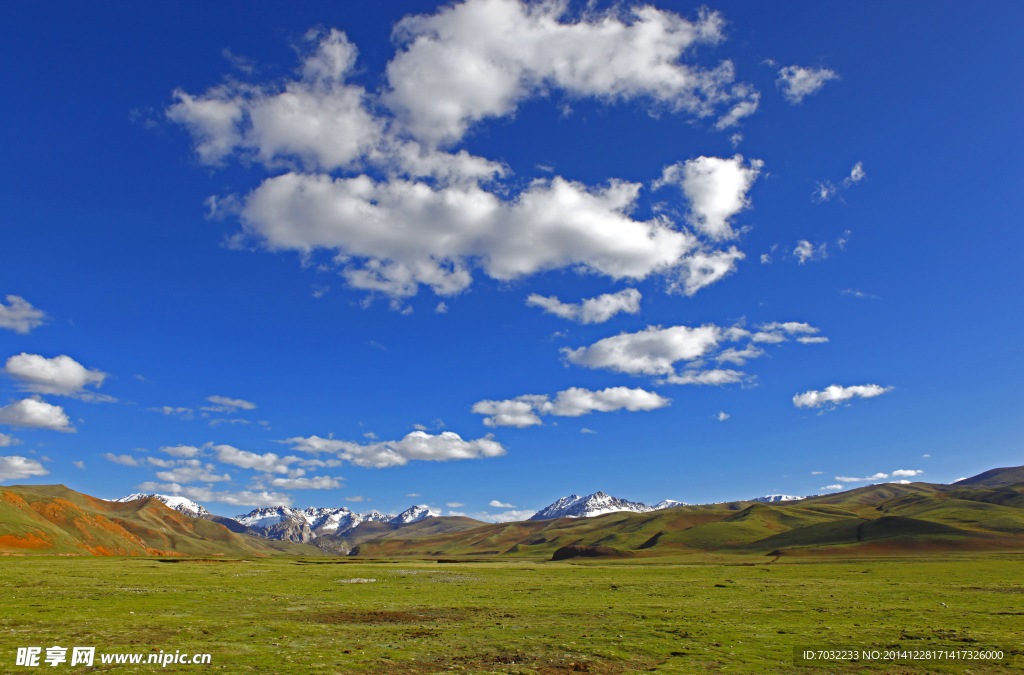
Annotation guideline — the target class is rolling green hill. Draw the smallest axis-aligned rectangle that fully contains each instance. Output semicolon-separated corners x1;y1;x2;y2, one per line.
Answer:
0;485;322;557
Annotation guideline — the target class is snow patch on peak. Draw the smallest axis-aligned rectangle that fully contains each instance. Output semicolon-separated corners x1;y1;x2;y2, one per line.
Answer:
652;499;689;510
752;494;804;503
115;493;211;519
390;505;440;525
529;491;654;520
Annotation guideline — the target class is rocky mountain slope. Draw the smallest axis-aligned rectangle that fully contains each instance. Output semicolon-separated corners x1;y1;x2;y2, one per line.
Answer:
114;493;211;518
232;504;441;543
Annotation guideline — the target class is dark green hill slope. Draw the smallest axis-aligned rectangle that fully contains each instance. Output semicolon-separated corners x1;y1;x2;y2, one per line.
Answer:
954;465;1024;487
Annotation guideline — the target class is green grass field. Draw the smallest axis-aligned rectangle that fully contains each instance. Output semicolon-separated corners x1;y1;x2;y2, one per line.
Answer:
2;554;1022;674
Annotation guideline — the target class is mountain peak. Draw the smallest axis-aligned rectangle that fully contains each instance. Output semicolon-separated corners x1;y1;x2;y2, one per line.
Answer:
529;491;653;520
115;493;211;519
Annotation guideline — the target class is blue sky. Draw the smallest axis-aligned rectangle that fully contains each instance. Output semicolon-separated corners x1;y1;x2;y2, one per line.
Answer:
2;0;1022;520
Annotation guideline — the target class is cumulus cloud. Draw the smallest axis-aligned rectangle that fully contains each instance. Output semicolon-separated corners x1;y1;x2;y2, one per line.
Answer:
0;397;75;432
526;288;641;324
0;296;47;334
793;384;893;409
202;395;256;413
135;482;293;507
794;240;827;264
891;469;923;478
385;1;745;145
843;161;865;187
821;484;843;491
4;354;112;401
149;406;194;419
153;459;231;484
170;6;762;302
715;411;729;421
213;445;301;473
451;508;536;523
0;433;21;447
159;445;204;459
489;500;515;508
266;476;343;490
798;337;829;344
281;430;506;468
653;155;763;240
563;320;824;385
835;473;890;483
776;65;839;104
562;324;722;376
473;386;670;427
815;162;866;202
0;455;49;480
103;453;140;467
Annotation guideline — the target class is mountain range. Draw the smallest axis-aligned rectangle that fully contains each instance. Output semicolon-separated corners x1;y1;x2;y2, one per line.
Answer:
4;464;1024;558
114;494;444;544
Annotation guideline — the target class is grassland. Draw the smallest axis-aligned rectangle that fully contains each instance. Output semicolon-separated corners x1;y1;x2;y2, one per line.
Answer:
1;554;1022;674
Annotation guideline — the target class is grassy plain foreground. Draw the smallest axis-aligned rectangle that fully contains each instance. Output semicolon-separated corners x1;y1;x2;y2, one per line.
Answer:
1;554;1022;674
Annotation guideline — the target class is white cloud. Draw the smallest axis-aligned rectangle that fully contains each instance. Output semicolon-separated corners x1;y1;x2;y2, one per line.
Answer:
654;155;762;240
660;368;745;386
581;428;595;434
0;433;21;447
891;469;923;478
214;445;301;473
563;320;822;385
562;324;723;376
281;430;506;468
473;386;670;427
171;10;759;302
922;454;931;458
811;471;823;475
407;493;421;497
489;500;514;508
794;240;827;264
797;337;829;344
73;460;85;470
4;353;112;401
0;296;47;334
821;484;843;491
835;473;889;483
135;482;293;507
267;476;342;490
449;508;536;523
813;181;838;203
713;90;760;130
345;495;365;502
842;288;880;300
715;411;729;421
435;301;448;314
843;161;866;187
793;384;893;409
146;457;176;468
149;406;194;419
776;65;839;104
446;502;465;507
153;459;231;483
0;397;75;432
103;453;140;467
159;445;203;459
760;253;772;264
208;418;250;427
526;288;641;324
0;455;49;480
385;1;743;145
203;395;257;412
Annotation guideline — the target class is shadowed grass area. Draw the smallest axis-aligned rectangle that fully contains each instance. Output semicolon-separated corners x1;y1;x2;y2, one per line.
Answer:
1;554;1022;673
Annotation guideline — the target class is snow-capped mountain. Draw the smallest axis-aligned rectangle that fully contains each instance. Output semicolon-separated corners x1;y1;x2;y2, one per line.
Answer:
232;504;438;542
114;493;211;519
752;494;804;503
652;499;689;510
529;492;655;520
391;505;441;524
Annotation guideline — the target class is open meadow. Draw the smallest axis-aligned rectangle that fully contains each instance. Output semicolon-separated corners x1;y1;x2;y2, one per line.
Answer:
2;554;1022;674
